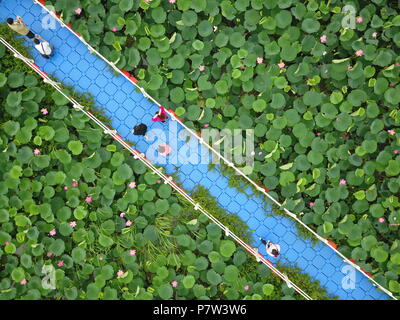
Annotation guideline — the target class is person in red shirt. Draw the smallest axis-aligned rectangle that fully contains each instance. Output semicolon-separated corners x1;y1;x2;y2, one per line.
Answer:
152;106;168;123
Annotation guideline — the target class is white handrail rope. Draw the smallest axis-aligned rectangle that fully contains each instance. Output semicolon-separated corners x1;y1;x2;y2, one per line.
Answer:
0;36;313;300
23;2;399;299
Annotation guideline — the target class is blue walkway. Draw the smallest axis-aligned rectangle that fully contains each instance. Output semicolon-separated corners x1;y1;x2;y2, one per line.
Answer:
0;0;389;300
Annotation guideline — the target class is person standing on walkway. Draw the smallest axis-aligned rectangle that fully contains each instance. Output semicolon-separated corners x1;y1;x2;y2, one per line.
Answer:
152;106;168;123
132;123;149;140
33;35;53;59
7;16;35;39
259;237;281;258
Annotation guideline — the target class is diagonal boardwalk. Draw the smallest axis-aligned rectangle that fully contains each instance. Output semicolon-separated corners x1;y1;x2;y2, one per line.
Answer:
0;0;390;300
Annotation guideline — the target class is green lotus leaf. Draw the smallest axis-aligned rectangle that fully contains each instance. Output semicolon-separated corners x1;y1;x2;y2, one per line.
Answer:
206;269;222;286
229;32;245;48
371;246;388;263
68;141;83;155
71;247;86;263
183;275;196;289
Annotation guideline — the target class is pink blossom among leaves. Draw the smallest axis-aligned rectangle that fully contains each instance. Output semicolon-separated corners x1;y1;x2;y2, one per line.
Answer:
388;129;395;136
355;49;364;57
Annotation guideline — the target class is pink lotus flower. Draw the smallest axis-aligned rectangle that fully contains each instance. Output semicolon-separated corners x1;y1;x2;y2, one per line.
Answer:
69;221;77;228
204;124;209;128
64;186;68;191
117;270;125;277
320;35;327;43
157;180;162;184
388;129;396;136
20;279;27;285
75;8;82;15
129;182;136;189
112;27;117;32
171;280;178;288
198;65;205;72
49;229;56;236
378;217;385;223
120;212;126;218
278;62;285;69
57;260;64;267
356;16;363;23
33;148;41;155
41;108;48;115
239;65;245;70
394;150;399;154
339;179;347;185
355;50;364;57
72;182;78;187
256;57;263;64
317;132;321;136
85;196;92;203
46;252;53;257
336;117;341;121
130;249;136;256
126;220;133;227
169;0;176;3
310;202;315;207
5;241;10;245
243;285;249;291
396;62;400;66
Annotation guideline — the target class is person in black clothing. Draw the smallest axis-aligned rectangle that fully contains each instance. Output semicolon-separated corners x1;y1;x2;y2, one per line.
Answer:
132;123;149;140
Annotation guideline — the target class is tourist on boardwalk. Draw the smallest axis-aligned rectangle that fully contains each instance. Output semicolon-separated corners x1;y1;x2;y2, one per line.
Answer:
259;237;281;258
7;16;35;39
132;123;149;140
158;144;172;156
152;106;168;123
33;35;53;59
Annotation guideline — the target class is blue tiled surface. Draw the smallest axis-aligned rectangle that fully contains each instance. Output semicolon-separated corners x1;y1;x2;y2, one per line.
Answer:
0;0;390;300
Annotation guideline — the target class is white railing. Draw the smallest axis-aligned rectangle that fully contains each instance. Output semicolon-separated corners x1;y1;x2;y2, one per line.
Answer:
29;0;398;300
0;36;315;300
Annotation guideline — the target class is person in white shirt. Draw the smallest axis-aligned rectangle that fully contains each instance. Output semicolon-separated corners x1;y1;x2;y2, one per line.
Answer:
33;35;53;59
259;237;281;258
